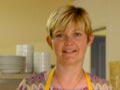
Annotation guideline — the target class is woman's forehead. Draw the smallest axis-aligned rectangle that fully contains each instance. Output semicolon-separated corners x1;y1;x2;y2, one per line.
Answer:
53;21;85;33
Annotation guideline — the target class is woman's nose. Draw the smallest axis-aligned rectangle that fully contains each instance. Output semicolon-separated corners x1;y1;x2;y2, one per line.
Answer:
64;36;74;45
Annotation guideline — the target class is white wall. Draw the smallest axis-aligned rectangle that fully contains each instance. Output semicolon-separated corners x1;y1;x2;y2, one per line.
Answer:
106;0;120;79
73;0;107;30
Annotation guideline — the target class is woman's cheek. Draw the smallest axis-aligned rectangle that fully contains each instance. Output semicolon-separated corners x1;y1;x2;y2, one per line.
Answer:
54;41;63;52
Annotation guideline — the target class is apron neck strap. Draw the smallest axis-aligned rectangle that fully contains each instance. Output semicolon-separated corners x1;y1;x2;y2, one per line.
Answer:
45;68;92;90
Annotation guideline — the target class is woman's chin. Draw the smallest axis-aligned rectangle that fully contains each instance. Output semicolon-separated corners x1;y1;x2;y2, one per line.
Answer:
62;58;80;65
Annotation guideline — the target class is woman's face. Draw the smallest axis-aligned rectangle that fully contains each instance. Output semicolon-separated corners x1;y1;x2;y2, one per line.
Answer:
51;22;93;65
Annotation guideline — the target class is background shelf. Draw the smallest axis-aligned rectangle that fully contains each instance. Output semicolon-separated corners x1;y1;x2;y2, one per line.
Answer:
0;73;31;79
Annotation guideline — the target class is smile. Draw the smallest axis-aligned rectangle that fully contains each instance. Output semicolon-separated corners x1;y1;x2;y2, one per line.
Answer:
63;49;77;53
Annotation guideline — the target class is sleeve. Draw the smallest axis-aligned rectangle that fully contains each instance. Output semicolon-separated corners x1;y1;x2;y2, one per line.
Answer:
16;79;30;90
90;74;113;90
107;82;113;90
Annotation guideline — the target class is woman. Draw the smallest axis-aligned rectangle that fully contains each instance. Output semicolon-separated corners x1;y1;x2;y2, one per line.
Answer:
17;5;112;90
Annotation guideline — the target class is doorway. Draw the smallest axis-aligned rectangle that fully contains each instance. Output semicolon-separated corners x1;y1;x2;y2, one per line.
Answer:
91;36;106;79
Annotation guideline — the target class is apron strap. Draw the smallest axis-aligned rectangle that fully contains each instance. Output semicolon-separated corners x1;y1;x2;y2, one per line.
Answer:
45;68;93;90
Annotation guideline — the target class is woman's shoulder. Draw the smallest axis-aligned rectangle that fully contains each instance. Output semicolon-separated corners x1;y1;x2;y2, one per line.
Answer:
89;73;112;90
25;71;47;85
90;74;108;84
17;71;50;90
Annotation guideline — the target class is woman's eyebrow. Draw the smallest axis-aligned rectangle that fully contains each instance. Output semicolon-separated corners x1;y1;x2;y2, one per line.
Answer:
53;30;63;35
74;29;84;32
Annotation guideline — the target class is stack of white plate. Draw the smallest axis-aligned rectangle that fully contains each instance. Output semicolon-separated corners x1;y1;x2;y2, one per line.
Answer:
16;44;34;73
34;52;51;73
0;55;25;74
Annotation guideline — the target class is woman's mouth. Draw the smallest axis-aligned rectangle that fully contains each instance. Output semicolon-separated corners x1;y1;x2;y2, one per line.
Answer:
63;49;77;53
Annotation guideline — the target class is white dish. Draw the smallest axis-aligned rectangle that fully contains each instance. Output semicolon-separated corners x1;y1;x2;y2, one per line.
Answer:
0;55;26;73
0;55;25;63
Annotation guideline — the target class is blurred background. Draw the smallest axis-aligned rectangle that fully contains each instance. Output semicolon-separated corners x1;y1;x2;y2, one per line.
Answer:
0;0;120;89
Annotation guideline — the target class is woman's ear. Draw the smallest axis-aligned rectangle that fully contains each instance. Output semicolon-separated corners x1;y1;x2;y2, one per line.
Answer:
46;36;53;48
88;34;95;46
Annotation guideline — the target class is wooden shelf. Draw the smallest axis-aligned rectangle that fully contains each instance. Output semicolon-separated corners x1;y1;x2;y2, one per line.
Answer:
0;73;31;80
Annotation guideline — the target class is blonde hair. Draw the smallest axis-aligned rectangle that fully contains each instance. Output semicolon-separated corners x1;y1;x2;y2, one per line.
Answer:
46;5;92;40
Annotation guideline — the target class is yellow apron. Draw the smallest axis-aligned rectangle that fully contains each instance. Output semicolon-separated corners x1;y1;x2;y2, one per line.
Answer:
45;68;93;90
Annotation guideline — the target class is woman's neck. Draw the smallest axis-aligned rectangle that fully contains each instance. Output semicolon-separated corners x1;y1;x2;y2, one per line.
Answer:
52;64;86;89
55;64;83;79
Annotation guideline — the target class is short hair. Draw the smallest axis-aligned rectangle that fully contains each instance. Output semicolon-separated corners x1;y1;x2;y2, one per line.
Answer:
46;5;92;40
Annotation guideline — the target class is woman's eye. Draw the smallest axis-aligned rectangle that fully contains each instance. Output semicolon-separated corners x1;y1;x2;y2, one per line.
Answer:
74;32;82;37
55;33;64;38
